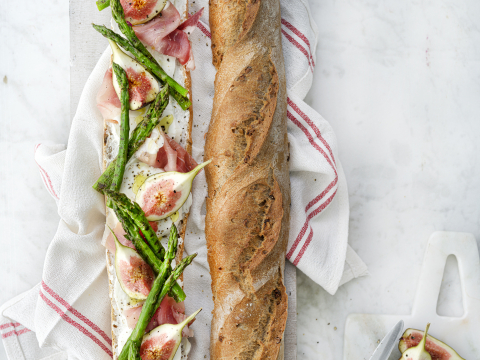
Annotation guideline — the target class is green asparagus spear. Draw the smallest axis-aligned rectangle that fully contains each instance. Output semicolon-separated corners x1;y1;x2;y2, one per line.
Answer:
106;190;163;257
111;203;185;302
169;86;191;111
96;0;110;11
110;63;130;192
113;204;164;265
93;86;169;193
127;85;169;157
109;0;192;110
110;0;149;58
118;243;196;359
128;223;177;276
122;218;185;302
130;254;196;342
92;24;191;109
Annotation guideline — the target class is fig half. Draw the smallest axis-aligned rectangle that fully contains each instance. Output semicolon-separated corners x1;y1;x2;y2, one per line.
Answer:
111;227;154;300
140;308;201;360
109;39;160;110
136;160;211;221
399;323;432;360
399;326;465;360
120;0;167;25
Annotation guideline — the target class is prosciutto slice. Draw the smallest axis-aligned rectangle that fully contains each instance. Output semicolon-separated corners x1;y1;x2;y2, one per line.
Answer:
154;132;198;172
123;295;194;337
104;221;158;253
105;221;134;253
154;29;191;65
132;2;203;69
133;2;181;50
96;67;121;120
136;151;157;167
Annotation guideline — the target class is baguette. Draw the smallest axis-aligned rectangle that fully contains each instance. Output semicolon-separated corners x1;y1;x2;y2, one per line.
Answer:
205;0;291;358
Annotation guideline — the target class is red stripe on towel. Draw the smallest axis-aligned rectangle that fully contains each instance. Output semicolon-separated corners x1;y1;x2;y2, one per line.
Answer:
281;19;315;67
288;98;336;166
34;144;59;200
281;29;314;73
197;21;211;38
0;323;21;330
285;110;338;259
39;291;112;357
41;281;111;344
293;190;337;265
2;328;31;339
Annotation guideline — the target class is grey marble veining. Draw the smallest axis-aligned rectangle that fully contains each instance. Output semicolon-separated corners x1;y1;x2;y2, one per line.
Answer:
1;0;480;359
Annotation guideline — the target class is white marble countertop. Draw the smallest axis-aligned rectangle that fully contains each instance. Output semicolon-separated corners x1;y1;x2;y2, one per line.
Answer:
1;0;479;359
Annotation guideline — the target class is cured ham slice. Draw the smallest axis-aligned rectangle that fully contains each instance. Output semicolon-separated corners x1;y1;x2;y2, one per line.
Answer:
184;47;195;71
132;3;203;68
176;7;203;70
105;221;158;253
154;132;198;173
96;67;121;120
105;221;134;253
154;29;190;65
133;2;181;50
123;295;193;337
136;151;157;167
156;8;204;69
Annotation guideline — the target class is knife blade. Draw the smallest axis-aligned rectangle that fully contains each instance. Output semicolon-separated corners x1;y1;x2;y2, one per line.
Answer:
368;320;405;360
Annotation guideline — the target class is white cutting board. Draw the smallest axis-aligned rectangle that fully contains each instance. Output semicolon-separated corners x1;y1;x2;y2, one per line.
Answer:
344;231;480;360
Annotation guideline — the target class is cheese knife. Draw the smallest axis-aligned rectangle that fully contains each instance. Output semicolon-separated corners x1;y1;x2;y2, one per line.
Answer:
368;320;404;360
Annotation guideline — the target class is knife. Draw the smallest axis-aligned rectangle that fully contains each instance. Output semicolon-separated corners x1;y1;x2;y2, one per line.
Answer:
368;320;405;360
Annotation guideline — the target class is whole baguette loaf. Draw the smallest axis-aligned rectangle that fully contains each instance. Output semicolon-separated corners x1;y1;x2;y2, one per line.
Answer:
205;0;291;358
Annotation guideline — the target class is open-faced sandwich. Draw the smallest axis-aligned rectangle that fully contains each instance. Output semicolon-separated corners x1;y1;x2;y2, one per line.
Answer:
91;0;205;358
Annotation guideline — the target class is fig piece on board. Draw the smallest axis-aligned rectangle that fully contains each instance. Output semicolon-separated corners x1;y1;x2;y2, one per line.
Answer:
399;326;465;360
399;323;432;360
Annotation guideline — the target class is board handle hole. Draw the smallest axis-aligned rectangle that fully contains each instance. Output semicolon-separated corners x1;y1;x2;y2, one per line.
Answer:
436;255;465;318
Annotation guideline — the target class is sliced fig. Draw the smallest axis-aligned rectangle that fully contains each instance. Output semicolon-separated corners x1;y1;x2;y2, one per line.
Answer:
136;160;211;221
111;227;155;300
140;308;201;360
399;323;432;360
109;40;160;110
120;0;167;25
120;159;165;201
399;327;465;360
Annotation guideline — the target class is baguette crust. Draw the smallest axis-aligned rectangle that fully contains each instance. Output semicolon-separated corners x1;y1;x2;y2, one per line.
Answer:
205;0;290;358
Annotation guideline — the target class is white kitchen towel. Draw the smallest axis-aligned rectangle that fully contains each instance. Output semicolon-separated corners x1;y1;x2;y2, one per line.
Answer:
0;0;367;359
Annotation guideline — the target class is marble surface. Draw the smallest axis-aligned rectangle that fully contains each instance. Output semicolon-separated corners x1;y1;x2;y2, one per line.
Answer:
0;0;69;358
1;0;480;359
